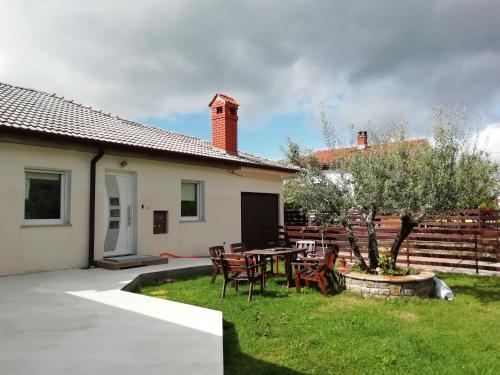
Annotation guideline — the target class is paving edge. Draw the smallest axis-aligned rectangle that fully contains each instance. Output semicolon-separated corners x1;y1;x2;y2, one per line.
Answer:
121;265;213;292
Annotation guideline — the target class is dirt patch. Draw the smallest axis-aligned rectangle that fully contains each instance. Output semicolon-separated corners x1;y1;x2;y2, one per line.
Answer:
148;290;169;297
395;311;418;322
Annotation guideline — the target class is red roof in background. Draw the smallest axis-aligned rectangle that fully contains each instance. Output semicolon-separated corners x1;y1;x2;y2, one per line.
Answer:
314;138;428;165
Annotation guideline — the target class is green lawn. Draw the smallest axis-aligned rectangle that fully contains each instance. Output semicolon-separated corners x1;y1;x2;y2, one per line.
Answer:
139;272;500;375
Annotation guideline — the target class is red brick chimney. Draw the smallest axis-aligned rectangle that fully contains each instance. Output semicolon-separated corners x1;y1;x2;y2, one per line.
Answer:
209;93;239;154
357;131;368;148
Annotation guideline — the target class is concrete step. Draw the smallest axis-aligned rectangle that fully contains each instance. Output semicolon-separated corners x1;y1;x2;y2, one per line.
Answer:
96;255;169;270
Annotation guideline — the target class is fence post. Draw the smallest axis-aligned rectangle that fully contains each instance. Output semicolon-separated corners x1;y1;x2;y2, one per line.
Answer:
474;233;479;275
406;240;410;268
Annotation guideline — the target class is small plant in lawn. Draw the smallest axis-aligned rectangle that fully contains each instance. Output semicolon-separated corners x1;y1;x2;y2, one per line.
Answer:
381;354;398;367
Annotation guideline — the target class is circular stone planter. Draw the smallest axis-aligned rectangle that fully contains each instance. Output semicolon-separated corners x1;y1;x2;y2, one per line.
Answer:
344;270;435;298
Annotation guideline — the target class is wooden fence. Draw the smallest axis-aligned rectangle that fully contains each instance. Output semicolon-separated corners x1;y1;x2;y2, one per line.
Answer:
283;209;500;273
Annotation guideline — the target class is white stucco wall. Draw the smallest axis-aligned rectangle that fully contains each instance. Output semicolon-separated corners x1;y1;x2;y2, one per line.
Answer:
0;142;285;276
0;143;92;275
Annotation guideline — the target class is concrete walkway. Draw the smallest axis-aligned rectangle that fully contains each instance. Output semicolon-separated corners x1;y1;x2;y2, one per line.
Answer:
0;259;222;375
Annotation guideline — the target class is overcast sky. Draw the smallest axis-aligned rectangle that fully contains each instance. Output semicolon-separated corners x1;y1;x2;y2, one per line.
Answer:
1;0;499;160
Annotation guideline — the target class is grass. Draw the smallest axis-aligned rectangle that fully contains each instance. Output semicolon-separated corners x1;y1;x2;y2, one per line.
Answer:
139;272;500;375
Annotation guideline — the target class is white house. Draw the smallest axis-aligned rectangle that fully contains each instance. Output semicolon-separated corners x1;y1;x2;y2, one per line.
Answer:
0;83;296;276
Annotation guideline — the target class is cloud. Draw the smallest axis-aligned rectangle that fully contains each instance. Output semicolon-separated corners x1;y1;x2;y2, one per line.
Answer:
476;123;500;163
1;0;499;137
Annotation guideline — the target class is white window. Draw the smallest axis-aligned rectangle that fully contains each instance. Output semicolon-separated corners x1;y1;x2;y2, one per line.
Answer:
181;181;204;221
24;169;69;225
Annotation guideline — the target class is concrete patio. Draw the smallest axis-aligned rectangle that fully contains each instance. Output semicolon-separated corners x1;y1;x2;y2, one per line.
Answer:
0;258;222;375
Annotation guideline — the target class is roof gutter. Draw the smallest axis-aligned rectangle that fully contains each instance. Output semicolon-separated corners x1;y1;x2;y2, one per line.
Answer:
88;148;105;268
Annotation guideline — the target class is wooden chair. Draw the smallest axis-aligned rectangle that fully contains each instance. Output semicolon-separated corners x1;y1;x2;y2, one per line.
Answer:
268;240;287;274
308;246;336;268
220;253;266;301
208;245;225;284
293;246;339;296
230;242;247;253
277;225;289;247
295;240;316;258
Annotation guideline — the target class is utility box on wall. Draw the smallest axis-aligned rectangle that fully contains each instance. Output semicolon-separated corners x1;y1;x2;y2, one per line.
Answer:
153;210;168;234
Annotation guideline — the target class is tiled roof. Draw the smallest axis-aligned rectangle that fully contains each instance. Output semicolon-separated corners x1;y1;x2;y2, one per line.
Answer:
208;93;239;107
0;82;296;172
314;139;428;165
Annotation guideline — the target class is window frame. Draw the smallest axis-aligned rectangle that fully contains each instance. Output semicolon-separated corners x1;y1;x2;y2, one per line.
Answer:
23;168;70;226
180;180;204;222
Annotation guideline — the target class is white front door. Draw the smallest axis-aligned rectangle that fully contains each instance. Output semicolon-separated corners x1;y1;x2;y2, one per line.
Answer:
104;173;134;257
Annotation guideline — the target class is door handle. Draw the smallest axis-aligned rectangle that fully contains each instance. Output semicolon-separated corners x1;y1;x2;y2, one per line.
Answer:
128;205;132;226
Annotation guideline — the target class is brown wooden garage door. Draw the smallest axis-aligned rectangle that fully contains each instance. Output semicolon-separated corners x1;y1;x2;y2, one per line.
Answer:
241;192;279;249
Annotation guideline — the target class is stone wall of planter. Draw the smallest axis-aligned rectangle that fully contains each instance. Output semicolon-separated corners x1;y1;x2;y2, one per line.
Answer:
344;271;435;298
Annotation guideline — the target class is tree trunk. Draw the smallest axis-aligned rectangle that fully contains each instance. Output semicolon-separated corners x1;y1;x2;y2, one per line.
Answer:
390;214;416;268
342;220;370;272
364;210;379;269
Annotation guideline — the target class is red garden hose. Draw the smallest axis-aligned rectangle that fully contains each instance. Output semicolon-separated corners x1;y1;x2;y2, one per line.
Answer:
160;251;204;259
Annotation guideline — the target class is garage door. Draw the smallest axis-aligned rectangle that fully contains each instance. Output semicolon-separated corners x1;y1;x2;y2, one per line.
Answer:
241;192;279;249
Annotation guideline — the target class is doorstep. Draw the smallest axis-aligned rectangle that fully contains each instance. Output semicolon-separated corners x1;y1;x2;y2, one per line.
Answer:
96;255;169;270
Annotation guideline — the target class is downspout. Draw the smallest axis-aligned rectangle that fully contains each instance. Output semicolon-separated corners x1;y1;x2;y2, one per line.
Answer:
88;148;105;268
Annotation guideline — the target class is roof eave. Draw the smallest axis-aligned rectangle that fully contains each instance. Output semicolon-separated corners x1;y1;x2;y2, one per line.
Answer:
0;126;298;174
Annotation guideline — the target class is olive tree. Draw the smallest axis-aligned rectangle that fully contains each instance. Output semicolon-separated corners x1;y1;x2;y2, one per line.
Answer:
335;107;498;270
285;106;498;273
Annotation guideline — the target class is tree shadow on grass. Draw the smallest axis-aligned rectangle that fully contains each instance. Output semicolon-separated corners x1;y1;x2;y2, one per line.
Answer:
223;320;306;375
222;280;292;300
449;285;500;303
271;272;344;296
438;273;500;304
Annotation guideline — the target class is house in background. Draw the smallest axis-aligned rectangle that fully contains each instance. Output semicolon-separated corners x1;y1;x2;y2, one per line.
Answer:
0;83;296;276
314;131;427;181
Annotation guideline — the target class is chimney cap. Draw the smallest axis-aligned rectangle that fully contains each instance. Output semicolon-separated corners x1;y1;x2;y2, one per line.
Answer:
208;93;239;108
357;130;368;147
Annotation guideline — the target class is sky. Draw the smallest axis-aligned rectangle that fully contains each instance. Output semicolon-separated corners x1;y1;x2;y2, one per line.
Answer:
1;0;499;161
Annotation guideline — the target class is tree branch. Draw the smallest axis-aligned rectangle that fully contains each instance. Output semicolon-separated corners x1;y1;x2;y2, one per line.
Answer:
342;218;370;272
390;214;416;268
364;209;379;269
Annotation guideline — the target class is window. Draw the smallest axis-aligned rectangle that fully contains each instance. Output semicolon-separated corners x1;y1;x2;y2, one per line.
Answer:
181;181;204;221
24;169;69;225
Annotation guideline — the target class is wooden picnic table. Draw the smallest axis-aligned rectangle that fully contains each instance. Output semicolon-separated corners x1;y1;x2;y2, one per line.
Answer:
245;247;305;289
